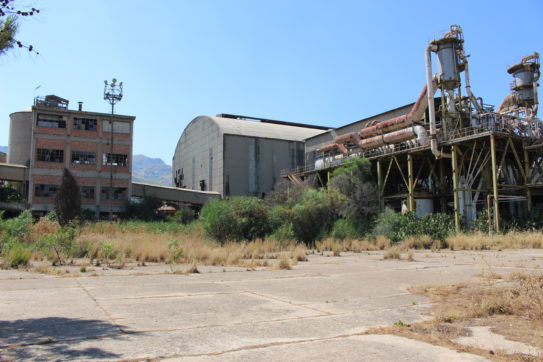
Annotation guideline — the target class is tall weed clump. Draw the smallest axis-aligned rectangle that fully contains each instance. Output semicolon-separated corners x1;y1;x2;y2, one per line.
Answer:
0;210;34;268
201;197;273;243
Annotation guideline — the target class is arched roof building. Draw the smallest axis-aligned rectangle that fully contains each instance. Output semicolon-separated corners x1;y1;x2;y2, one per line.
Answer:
172;114;326;197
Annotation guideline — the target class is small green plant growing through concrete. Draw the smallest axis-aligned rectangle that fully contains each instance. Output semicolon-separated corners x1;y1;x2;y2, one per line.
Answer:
168;239;184;263
393;320;411;327
101;242;114;266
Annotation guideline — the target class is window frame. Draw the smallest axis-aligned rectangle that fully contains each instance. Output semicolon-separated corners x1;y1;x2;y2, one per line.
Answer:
73;117;98;131
37;148;64;163
72;151;96;165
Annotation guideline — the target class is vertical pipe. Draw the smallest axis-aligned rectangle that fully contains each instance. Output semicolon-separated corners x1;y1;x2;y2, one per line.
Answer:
407;154;415;212
524;147;532;211
377;159;384;211
490;135;500;232
425;46;440;158
451;145;461;232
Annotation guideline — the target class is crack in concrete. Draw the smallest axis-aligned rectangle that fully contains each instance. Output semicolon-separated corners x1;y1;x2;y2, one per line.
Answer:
75;278;124;333
243;290;333;315
147;330;376;360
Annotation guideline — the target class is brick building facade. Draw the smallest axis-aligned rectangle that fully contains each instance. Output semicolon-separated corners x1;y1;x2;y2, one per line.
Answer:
7;95;136;217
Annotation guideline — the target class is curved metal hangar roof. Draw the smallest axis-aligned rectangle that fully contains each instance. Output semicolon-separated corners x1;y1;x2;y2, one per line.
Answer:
194;115;327;141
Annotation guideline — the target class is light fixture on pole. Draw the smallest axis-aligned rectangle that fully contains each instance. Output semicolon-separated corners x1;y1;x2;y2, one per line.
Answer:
103;78;123;222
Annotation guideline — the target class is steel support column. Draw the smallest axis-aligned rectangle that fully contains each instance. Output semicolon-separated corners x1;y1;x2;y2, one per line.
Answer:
490;135;500;232
451;145;461;232
377;159;384;211
524;147;532;211
407;154;415;212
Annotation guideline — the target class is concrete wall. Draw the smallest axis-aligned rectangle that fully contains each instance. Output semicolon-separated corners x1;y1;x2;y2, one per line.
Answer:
8;111;33;166
223;135;304;197
172;116;224;194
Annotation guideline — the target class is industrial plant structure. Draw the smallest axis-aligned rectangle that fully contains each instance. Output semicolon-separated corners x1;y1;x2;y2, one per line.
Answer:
284;25;542;232
172;114;327;197
6;95;136;217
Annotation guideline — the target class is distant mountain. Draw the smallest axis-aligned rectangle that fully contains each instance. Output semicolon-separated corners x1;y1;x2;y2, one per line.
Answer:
0;145;7;154
132;154;172;186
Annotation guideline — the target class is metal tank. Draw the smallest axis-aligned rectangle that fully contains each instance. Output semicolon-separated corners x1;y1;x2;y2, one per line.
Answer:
434;37;461;90
507;53;540;104
8;110;33;166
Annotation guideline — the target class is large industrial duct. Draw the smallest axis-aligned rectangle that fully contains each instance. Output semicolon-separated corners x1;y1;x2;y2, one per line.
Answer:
316;82;435;154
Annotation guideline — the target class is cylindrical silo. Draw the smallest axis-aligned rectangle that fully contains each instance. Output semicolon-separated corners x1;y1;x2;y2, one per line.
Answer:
435;38;461;90
8;111;33;166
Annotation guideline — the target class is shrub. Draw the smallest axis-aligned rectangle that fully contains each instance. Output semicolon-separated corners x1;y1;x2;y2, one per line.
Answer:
125;196;164;221
330;219;360;240
170;206;196;225
373;210;453;244
201;197;272;243
5;242;31;268
373;210;415;243
290;189;342;245
38;226;78;265
0;210;33;253
417;213;454;242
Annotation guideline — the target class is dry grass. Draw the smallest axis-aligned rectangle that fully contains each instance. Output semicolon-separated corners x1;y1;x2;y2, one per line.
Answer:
274;254;292;270
383;247;401;260
75;223;307;269
375;271;543;361
316;236;390;254
447;231;543;250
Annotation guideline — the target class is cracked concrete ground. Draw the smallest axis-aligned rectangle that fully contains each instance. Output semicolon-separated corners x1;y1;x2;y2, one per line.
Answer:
1;249;541;361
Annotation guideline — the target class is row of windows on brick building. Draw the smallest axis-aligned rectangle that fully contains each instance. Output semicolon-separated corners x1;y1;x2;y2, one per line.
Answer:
36;148;128;166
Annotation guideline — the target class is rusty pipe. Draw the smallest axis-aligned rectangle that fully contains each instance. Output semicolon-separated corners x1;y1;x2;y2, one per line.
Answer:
358;81;434;140
358;125;428;150
335;132;361;145
315;143;348;154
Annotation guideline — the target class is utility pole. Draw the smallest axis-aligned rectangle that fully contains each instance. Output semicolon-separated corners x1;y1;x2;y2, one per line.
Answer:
103;79;123;223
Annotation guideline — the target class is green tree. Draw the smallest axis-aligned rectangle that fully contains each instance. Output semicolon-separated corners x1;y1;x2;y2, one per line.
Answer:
54;168;81;226
0;1;40;55
125;195;163;221
330;157;378;233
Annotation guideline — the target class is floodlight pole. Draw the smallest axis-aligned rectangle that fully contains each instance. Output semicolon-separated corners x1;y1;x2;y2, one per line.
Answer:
103;79;123;223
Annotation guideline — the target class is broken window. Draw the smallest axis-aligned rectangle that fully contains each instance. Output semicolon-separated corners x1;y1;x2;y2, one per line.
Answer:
80;186;95;199
102;153;128;167
37;114;66;128
72;151;96;165
37;148;64;163
101;187;127;200
73;117;97;131
34;184;59;197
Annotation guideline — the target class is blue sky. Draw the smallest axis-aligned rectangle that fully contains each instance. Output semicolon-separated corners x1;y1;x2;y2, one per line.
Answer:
1;0;542;164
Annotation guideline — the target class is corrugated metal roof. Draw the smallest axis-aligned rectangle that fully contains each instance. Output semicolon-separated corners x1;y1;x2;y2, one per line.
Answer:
207;116;326;141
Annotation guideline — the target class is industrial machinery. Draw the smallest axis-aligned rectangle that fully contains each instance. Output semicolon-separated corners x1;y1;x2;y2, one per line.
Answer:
287;25;542;232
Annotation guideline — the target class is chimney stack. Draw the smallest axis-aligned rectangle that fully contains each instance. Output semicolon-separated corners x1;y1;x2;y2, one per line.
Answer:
78;102;83;111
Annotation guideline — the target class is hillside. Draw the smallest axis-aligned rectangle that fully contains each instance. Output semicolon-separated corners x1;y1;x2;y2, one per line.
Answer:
132;154;172;186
